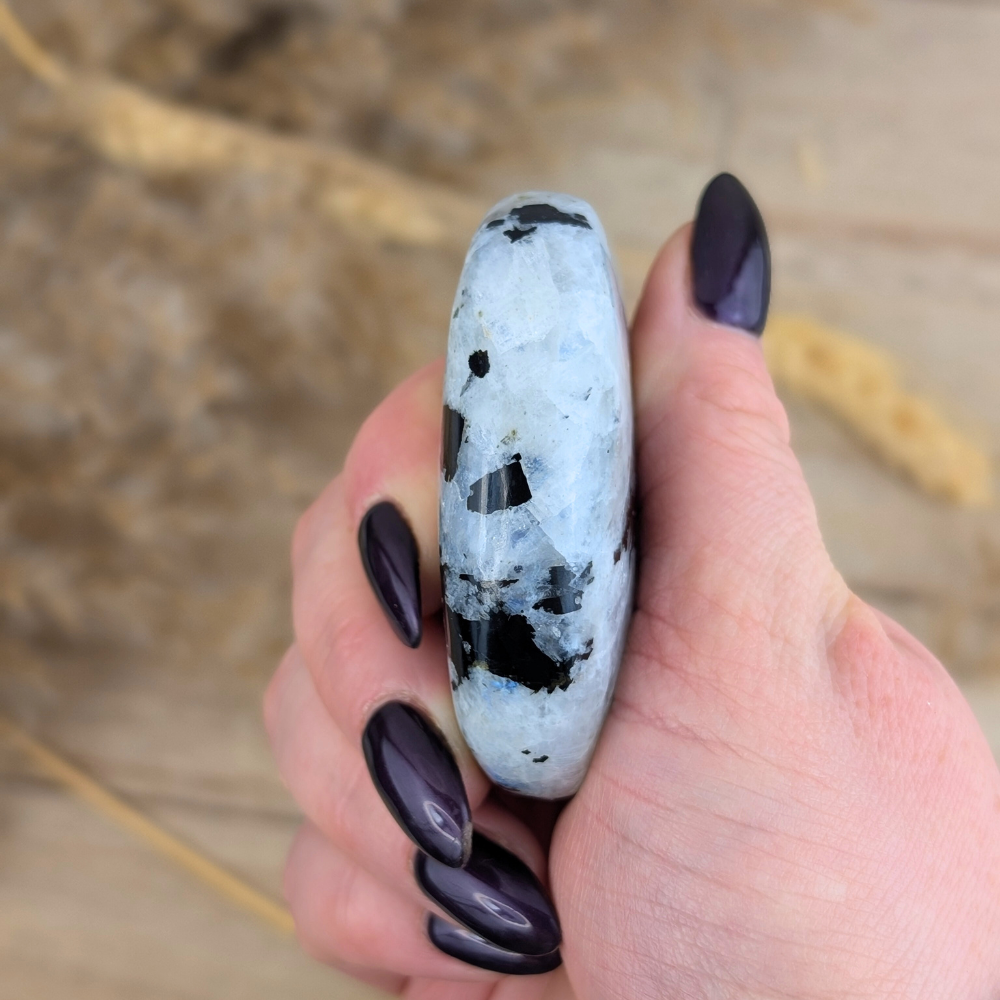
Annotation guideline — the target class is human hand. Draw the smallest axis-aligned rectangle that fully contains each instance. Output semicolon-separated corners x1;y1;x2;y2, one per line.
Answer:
265;175;1000;999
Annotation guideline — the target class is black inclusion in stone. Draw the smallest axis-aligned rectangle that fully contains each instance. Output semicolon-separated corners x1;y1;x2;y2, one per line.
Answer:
442;406;465;483
444;606;579;693
622;502;636;553
458;573;517;588
466;455;531;514
614;490;637;563
444;601;466;675
504;226;537;243
468;350;490;378
509;204;591;230
532;564;591;615
622;484;637;552
485;218;505;229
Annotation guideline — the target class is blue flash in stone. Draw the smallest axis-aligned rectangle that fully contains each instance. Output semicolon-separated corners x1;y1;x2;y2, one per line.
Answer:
439;192;635;799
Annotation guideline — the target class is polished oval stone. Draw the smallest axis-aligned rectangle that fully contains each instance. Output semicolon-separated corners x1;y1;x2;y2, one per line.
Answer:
440;192;635;799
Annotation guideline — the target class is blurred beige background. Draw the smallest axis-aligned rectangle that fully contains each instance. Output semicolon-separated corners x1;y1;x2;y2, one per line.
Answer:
1;0;1000;996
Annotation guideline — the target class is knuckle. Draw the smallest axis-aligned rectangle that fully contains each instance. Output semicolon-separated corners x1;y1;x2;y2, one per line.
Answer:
283;824;312;904
262;671;281;744
329;880;373;960
291;499;321;573
316;753;367;846
284;833;363;963
305;873;368;962
829;600;899;701
292;564;367;691
290;888;340;964
291;504;317;569
828;597;942;741
291;474;344;575
291;597;372;727
262;647;295;742
315;610;368;692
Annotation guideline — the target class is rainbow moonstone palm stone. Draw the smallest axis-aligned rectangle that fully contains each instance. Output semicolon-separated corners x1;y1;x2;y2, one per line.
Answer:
440;192;635;799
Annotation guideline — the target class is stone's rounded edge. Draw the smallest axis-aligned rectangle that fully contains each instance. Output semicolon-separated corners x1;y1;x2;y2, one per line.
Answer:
449;639;622;797
479;190;599;220
479;753;585;800
474;190;611;251
441;190;635;800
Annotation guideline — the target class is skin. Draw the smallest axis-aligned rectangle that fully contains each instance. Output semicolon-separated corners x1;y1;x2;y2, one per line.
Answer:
264;225;1000;999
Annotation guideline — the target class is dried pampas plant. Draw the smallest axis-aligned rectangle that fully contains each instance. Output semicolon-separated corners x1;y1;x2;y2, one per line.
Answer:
0;0;482;247
764;314;992;506
0;0;991;502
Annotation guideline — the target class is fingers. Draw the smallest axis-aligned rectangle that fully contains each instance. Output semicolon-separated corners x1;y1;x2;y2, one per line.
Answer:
267;645;560;960
425;917;564;977
284;821;494;982
265;646;420;877
284;821;562;981
292;358;444;621
414;831;561;957
277;354;567;981
291;361;464;747
266;643;471;876
625;175;849;695
286;361;492;860
266;645;547;885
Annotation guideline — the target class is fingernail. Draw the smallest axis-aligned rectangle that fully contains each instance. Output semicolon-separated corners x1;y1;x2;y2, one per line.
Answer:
358;501;422;648
427;915;562;976
691;172;771;335
362;701;472;867
415;832;561;956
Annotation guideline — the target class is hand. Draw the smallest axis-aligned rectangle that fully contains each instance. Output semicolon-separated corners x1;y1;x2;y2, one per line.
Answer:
264;174;1000;999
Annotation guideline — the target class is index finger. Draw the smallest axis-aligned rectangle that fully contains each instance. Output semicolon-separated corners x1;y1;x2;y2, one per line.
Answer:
292;359;467;753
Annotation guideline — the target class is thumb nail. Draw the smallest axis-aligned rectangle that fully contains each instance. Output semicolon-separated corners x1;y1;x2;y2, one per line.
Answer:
691;172;771;335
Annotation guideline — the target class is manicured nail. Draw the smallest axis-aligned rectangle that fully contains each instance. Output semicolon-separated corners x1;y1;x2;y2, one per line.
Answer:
358;501;422;648
691;172;771;335
415;832;561;956
362;701;472;867
427;915;562;976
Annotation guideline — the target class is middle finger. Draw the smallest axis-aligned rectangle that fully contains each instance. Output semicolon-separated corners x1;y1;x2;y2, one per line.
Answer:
267;645;553;922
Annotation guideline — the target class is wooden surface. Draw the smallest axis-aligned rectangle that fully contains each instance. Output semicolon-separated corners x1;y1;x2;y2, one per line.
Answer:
3;0;1000;997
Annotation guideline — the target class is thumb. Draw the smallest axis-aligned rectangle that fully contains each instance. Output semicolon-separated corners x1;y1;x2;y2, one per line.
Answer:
628;174;847;683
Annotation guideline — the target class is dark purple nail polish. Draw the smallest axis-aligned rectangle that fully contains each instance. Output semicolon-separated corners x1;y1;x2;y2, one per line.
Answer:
358;501;422;648
415;832;561;956
427;915;562;976
691;172;771;335
362;701;472;867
